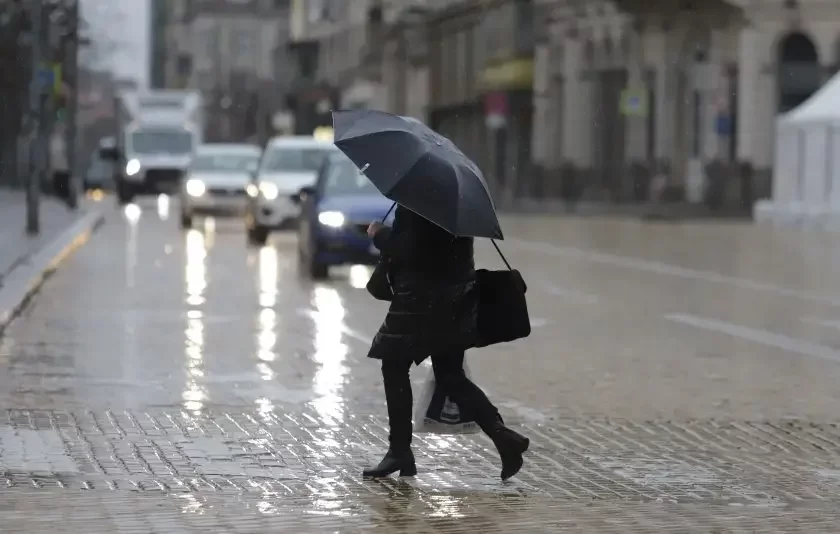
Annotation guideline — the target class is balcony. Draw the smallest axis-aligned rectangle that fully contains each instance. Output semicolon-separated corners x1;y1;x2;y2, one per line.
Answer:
609;0;744;18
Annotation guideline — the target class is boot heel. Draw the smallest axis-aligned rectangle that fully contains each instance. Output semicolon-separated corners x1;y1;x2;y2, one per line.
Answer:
399;464;417;477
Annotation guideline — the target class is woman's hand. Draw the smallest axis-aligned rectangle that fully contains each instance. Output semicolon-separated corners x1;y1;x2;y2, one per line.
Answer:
367;221;385;238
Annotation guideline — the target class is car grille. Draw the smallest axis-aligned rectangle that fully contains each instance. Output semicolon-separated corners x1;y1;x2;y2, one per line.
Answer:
207;187;246;197
145;169;182;184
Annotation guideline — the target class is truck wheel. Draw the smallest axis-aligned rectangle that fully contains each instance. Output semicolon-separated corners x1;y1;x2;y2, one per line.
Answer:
116;181;134;204
247;225;269;246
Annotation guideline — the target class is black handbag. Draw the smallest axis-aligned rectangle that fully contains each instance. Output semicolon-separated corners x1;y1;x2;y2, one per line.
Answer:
474;240;531;347
366;202;397;301
366;258;393;301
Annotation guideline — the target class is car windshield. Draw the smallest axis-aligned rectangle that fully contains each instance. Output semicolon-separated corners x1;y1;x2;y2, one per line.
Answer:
323;162;380;196
130;129;193;155
261;147;331;173
190;153;258;172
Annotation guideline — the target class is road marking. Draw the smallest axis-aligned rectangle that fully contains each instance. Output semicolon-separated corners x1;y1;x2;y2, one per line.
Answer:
542;284;599;304
513;239;840;307
801;317;840;330
665;313;840;363
0;428;79;474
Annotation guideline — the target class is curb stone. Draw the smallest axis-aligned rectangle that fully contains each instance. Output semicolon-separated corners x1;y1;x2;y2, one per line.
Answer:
0;208;105;334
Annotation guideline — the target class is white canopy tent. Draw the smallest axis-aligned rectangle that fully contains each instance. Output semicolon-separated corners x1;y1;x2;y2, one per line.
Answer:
757;72;840;229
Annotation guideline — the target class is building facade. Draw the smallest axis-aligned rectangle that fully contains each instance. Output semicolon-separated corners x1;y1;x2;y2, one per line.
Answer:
183;0;288;142
282;0;836;209
530;0;838;208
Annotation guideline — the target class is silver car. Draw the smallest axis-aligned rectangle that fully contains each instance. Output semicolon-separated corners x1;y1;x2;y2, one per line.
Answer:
179;144;262;229
245;136;338;245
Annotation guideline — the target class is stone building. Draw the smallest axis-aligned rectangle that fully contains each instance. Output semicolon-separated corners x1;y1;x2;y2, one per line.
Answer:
285;0;837;208
532;0;838;208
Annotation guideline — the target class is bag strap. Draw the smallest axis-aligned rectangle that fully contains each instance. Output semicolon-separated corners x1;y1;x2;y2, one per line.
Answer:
490;239;512;271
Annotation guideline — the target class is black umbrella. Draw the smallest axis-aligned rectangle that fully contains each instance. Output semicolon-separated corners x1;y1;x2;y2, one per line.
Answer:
332;109;503;240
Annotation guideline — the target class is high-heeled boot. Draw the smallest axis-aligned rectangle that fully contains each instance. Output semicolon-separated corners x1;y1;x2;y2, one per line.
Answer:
362;447;417;478
487;417;530;481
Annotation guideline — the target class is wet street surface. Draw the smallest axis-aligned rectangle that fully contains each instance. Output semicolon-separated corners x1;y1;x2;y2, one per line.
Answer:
4;196;840;531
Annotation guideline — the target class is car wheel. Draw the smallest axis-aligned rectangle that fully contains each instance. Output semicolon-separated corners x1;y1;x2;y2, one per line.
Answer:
308;260;329;280
247;225;269;246
180;211;193;229
116;181;134;204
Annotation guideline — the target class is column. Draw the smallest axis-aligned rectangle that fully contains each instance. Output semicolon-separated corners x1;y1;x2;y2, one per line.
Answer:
531;44;551;167
624;24;647;162
650;30;673;163
561;36;592;167
736;26;760;164
702;29;730;161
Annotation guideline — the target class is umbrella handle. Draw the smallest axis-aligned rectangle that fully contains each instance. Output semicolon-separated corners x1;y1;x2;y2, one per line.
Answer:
381;202;396;222
491;240;512;271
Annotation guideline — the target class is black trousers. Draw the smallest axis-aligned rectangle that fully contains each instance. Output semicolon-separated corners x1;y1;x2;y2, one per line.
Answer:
381;349;499;449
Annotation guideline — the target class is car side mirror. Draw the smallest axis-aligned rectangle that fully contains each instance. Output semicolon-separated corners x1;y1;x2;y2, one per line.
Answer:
99;146;120;161
293;185;315;204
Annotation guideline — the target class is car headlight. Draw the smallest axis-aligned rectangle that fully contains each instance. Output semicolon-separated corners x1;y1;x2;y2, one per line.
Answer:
185;178;205;197
125;159;140;176
318;211;345;228
259;181;278;200
246;183;259;197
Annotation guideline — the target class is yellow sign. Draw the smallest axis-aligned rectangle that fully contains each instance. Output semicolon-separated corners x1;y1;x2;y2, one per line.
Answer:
480;58;534;91
313;126;334;142
52;64;62;96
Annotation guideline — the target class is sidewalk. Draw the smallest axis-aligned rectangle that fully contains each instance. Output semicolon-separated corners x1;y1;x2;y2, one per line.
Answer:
0;190;82;277
501;198;752;220
0;188;104;331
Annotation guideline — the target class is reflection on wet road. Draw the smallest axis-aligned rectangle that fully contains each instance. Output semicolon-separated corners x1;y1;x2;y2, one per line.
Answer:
4;198;840;531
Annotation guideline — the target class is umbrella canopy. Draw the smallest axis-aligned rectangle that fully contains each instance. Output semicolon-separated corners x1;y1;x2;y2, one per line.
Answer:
332;109;502;239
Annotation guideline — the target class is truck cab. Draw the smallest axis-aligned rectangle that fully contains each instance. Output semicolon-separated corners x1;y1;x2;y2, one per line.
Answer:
109;90;204;203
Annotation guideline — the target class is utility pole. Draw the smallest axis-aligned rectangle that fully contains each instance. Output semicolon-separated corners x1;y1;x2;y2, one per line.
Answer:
26;0;44;235
65;0;80;209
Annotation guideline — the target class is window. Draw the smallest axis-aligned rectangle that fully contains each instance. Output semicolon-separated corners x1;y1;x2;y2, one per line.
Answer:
190;153;259;172
323;161;379;196
130;129;194;155
261;147;332;172
234;30;256;59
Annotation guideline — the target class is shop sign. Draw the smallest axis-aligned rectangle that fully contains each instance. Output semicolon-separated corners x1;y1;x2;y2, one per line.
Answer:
480;58;534;91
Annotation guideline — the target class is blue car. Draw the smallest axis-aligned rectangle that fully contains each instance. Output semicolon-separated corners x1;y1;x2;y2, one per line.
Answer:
297;153;394;279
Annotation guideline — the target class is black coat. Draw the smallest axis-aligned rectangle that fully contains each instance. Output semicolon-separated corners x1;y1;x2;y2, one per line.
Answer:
367;206;478;364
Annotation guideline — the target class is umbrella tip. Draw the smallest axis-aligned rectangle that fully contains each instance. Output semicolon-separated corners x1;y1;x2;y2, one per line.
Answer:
360;163;370;172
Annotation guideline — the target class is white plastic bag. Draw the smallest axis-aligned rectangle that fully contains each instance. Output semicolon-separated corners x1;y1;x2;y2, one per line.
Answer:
413;361;481;434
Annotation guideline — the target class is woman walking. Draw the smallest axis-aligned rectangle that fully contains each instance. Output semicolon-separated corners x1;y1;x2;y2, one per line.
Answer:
363;205;529;480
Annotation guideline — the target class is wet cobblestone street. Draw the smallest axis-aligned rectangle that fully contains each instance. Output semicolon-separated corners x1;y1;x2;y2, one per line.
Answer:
4;197;840;531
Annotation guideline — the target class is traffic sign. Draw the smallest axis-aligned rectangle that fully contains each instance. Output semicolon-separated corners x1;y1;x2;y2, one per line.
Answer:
620;89;648;117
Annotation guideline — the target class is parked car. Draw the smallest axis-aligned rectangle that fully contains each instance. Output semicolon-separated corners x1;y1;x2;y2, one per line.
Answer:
245;136;338;245
83;153;114;191
297;153;394;279
179;143;262;228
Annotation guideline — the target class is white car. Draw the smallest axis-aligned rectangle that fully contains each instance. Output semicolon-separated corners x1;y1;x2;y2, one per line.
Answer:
245;136;338;245
179;143;262;228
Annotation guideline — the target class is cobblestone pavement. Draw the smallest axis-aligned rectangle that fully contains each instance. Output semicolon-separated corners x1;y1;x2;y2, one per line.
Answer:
3;197;840;531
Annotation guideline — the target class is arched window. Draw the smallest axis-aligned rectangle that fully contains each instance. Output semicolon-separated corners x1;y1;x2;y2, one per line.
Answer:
777;32;821;112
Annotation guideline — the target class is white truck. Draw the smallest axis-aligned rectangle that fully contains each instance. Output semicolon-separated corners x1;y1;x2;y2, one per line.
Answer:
110;89;205;203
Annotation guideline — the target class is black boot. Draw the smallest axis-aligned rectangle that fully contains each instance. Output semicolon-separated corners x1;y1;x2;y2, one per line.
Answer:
362;447;417;478
489;420;529;481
